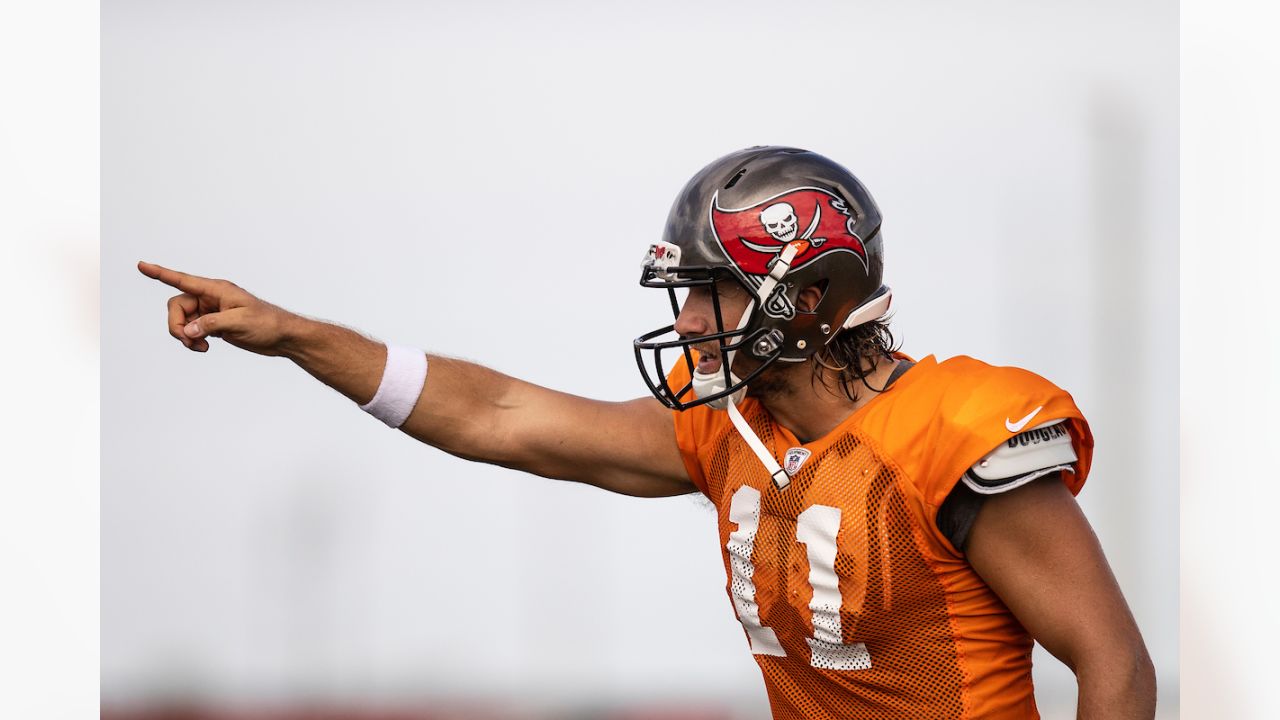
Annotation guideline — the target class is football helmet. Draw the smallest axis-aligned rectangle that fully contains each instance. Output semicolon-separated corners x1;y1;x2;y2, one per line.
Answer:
635;146;891;411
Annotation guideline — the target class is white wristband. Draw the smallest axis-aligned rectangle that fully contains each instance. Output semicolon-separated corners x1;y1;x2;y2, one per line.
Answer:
359;344;428;428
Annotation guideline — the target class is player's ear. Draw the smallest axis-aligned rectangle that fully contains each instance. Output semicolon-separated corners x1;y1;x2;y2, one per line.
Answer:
796;282;827;313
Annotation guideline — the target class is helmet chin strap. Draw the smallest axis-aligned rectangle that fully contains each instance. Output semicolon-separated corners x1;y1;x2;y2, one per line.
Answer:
691;369;745;409
691;359;790;489
728;399;791;489
693;242;803;489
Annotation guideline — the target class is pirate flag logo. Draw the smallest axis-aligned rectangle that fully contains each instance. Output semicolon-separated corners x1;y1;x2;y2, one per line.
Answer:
709;187;869;277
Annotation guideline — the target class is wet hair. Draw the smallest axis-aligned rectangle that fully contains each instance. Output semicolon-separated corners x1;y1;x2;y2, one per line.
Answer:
810;317;900;403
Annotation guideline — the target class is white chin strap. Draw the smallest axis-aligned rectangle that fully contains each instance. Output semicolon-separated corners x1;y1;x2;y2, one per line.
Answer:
691;368;744;409
693;243;803;488
728;400;791;489
696;364;785;489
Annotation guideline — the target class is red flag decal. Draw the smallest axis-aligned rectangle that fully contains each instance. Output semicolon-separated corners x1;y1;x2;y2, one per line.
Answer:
709;187;867;276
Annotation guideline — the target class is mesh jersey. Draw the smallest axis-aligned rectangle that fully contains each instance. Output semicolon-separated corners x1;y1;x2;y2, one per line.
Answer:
669;354;1093;720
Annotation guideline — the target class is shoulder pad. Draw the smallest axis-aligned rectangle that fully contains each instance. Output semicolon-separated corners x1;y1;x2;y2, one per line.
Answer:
962;419;1077;495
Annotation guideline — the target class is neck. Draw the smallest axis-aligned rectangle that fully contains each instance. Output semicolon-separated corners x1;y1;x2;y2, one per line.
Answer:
759;354;899;444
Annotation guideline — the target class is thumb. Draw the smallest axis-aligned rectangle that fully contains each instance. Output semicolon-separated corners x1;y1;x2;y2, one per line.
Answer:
184;309;238;339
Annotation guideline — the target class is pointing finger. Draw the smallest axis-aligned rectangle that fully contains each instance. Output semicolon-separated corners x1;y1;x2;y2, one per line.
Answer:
138;261;216;297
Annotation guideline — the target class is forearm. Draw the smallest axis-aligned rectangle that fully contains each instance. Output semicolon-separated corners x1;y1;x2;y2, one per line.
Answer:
1073;650;1157;719
279;315;516;460
280;315;387;406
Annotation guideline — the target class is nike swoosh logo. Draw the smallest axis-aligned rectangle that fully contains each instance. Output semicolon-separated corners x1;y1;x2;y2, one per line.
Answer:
1005;406;1044;433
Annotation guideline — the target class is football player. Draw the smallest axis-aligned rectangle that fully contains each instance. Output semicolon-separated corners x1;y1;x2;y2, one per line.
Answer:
139;146;1155;719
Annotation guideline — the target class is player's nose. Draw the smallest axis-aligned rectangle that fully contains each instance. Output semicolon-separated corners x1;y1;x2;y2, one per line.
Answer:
673;297;711;339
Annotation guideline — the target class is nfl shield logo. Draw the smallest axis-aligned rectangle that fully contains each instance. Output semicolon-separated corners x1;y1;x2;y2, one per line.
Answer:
784;447;811;477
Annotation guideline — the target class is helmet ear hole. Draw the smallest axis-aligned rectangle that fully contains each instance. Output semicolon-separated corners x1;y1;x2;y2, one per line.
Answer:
797;279;829;314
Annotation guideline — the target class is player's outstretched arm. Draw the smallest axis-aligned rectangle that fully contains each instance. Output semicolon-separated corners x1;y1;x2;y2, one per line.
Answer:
137;261;695;498
965;477;1157;719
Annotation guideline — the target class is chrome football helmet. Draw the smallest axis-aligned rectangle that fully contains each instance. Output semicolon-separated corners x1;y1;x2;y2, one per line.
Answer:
634;146;891;412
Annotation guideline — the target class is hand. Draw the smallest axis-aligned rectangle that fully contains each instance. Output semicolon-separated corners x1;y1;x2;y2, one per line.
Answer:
137;261;298;356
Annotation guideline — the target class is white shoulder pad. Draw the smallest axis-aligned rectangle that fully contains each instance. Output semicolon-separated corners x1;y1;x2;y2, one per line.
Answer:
962;419;1077;495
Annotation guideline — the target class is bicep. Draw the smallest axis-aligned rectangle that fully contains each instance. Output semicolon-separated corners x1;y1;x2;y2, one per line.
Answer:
399;356;694;497
501;389;695;497
964;477;1145;671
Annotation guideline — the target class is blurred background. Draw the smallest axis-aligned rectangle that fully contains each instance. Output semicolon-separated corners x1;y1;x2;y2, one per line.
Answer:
102;0;1176;717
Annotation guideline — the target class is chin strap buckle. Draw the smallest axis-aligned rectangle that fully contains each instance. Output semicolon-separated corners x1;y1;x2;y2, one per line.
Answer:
764;241;803;279
757;242;803;305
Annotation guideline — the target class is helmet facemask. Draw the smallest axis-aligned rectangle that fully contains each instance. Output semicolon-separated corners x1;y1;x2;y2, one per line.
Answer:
633;248;785;411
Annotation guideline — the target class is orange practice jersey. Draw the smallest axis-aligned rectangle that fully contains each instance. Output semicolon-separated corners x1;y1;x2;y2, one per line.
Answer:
669;354;1094;719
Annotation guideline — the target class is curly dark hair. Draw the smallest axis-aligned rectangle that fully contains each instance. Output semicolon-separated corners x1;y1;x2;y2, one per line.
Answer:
810;318;901;402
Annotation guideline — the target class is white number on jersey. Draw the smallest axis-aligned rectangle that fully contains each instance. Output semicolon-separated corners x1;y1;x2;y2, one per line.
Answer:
727;485;872;670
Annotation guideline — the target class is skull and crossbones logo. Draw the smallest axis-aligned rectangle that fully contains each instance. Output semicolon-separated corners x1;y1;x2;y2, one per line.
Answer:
759;201;825;247
759;202;799;242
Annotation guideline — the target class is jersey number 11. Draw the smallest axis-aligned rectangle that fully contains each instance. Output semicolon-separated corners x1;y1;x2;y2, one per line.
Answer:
726;485;872;671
